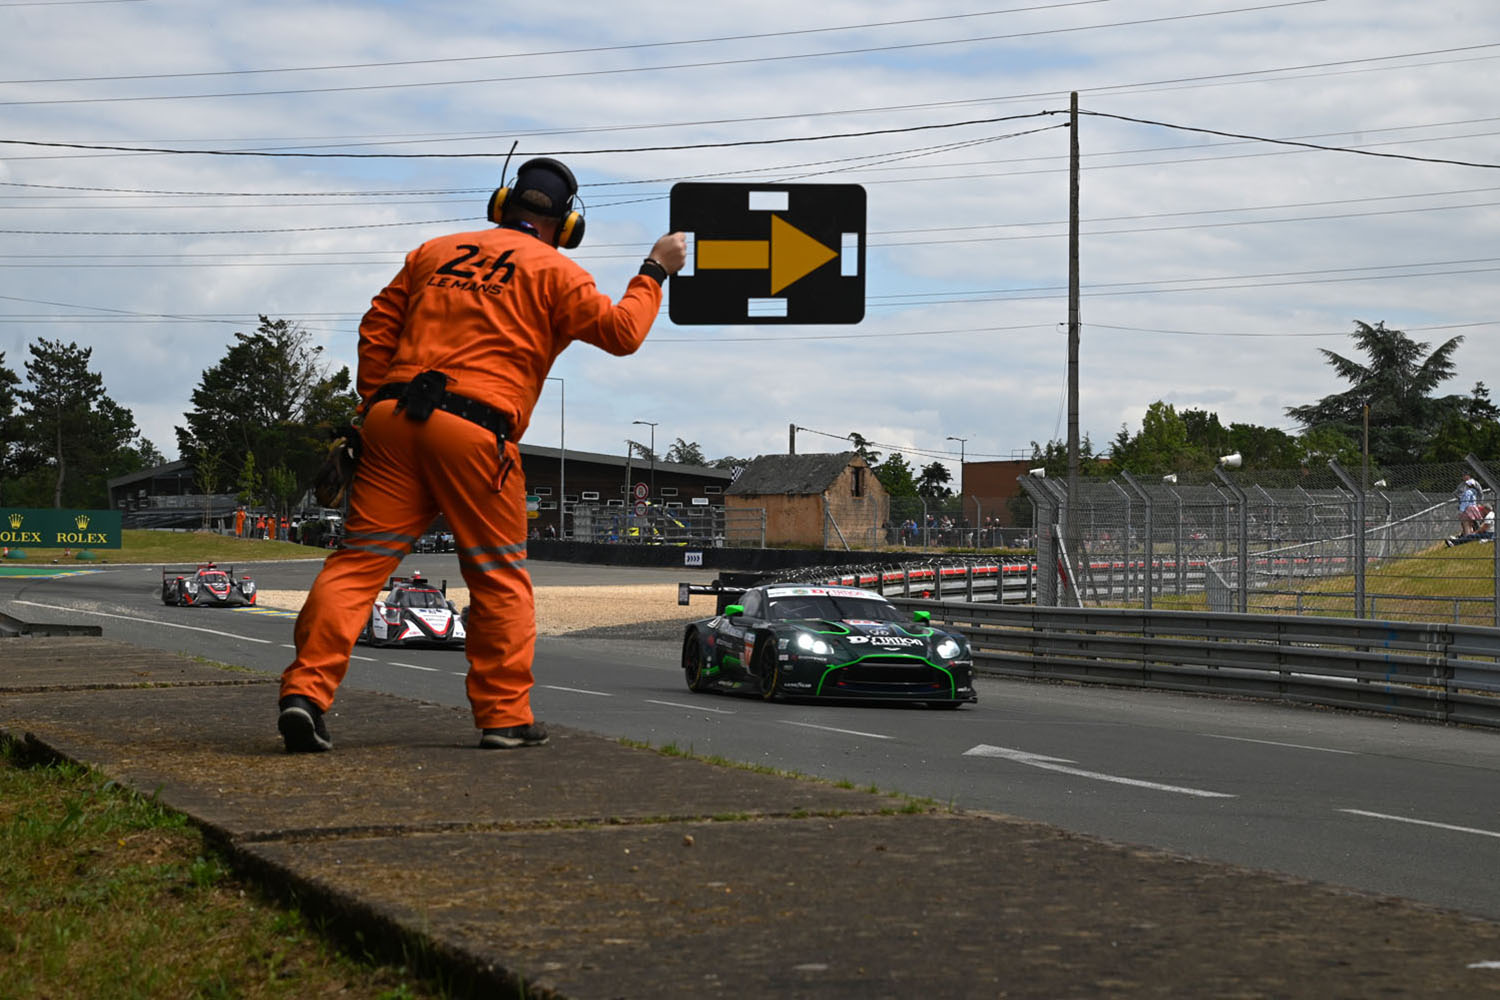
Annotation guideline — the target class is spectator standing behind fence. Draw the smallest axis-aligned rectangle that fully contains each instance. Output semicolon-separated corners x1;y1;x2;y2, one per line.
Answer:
1458;476;1482;534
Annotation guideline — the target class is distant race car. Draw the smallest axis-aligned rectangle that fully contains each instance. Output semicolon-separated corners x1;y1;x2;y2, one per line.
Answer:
359;571;466;648
160;563;257;608
678;579;977;708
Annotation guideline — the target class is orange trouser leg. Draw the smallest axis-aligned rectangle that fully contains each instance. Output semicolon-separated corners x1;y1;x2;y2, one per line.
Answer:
280;401;437;711
417;417;536;730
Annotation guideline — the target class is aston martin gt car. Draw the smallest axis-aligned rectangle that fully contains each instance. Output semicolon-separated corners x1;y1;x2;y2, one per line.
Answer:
359;572;466;648
678;579;976;707
160;563;257;607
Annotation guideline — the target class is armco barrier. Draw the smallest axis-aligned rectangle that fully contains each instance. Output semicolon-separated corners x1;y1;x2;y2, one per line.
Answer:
888;600;1500;730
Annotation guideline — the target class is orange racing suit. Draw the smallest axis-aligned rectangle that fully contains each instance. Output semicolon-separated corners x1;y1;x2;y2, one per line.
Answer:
280;225;663;730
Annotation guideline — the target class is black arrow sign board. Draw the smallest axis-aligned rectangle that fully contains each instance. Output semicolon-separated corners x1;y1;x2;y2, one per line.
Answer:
668;182;865;325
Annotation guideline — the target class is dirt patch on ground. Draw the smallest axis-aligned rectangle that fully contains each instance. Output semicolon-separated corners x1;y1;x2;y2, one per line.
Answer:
255;584;698;637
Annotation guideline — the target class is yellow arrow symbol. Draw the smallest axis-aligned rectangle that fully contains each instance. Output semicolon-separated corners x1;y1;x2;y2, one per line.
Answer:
697;215;838;295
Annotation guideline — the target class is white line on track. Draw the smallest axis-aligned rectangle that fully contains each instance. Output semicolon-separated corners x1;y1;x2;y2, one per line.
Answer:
1340;809;1500;840
388;661;439;672
965;744;1235;798
646;699;735;714
782;720;893;740
1200;733;1355;755
13;600;273;644
540;684;613;697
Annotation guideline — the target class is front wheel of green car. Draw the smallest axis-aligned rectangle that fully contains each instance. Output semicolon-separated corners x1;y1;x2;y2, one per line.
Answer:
754;639;781;701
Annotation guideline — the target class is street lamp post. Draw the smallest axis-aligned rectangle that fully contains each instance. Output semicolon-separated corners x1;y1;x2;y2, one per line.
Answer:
546;376;564;538
946;435;968;533
632;419;658;499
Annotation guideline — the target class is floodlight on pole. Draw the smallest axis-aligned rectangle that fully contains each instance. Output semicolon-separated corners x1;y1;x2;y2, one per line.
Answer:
945;436;967;497
632;419;658;498
546;376;564;537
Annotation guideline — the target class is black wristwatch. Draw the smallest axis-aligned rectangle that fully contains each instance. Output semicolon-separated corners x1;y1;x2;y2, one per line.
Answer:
638;257;669;285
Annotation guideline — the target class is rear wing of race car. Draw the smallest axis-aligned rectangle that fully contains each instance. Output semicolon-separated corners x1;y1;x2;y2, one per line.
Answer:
677;572;766;615
162;563;240;580
387;575;448;594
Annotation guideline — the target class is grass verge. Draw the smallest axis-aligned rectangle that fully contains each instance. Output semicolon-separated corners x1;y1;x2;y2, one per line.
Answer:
0;738;448;1000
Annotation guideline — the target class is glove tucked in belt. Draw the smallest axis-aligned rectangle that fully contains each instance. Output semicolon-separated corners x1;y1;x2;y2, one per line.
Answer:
370;372;511;439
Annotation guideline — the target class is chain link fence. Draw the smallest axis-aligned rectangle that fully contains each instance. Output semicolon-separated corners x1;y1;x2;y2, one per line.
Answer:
1021;456;1498;626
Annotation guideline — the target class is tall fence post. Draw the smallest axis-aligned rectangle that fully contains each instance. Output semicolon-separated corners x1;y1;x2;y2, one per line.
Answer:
1213;464;1249;613
1328;460;1367;619
1020;475;1059;606
1467;454;1499;629
1120;471;1152;610
1167;484;1185;595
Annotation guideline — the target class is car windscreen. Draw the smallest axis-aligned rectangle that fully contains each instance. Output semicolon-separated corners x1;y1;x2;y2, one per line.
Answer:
767;595;902;622
402;590;448;609
199;572;229;585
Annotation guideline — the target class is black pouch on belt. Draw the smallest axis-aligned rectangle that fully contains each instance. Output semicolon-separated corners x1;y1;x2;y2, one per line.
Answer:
398;370;449;421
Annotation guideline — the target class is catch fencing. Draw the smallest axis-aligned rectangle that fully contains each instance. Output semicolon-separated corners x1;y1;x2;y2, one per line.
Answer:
1021;456;1498;627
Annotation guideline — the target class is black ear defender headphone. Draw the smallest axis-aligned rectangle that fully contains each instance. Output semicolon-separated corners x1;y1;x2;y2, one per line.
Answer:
486;157;585;249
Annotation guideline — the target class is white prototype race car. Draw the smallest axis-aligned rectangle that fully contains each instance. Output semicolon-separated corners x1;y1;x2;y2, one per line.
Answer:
358;572;466;648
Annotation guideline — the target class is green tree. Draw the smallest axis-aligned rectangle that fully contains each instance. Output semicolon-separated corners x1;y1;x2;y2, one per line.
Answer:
265;464;299;520
0;351;21;502
664;438;707;466
1226;423;1302;469
1285;320;1464;467
1110;401;1192;475
846;431;882;468
176;317;357;505
12;339;154;507
1422;382;1500;462
916;461;953;499
874;452;918;497
236;451;263;506
1026;435;1103;479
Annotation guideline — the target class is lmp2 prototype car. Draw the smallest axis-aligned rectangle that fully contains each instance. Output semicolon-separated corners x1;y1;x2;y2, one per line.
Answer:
359;572;466;648
160;563;257;607
678;579;977;708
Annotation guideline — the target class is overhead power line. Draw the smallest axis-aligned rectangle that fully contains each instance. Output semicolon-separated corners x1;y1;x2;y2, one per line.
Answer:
0;112;1061;159
0;1;1119;84
0;1;1325;107
1079;109;1500;170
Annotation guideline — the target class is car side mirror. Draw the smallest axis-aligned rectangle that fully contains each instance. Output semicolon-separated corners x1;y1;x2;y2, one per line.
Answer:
725;604;744;618
913;610;931;623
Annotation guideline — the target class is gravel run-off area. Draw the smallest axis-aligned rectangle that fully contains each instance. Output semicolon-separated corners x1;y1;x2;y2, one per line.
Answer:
255;585;699;638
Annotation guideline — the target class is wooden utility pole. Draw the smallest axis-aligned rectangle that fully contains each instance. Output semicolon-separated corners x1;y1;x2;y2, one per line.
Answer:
1066;91;1081;570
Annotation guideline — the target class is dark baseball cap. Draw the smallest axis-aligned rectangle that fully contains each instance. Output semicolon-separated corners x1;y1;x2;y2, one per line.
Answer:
512;158;577;217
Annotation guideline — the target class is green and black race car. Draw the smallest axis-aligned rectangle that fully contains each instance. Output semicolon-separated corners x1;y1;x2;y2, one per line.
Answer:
678;578;977;708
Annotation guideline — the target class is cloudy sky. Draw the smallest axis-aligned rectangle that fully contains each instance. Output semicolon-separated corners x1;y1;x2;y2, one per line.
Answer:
2;0;1496;480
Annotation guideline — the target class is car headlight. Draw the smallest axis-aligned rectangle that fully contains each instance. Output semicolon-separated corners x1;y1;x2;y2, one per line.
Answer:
240;579;256;595
795;632;831;656
184;581;199;593
936;637;962;660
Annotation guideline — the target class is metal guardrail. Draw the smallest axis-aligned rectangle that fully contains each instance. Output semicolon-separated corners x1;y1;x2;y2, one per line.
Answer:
814;559;1213;605
890;599;1500;730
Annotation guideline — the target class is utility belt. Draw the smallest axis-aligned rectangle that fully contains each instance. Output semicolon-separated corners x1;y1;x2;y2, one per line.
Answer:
370;371;510;441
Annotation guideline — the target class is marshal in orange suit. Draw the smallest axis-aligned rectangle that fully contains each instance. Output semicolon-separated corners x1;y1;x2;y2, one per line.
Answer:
278;158;686;752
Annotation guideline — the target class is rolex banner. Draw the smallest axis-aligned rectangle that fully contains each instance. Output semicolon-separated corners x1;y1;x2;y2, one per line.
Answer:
1;509;123;550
